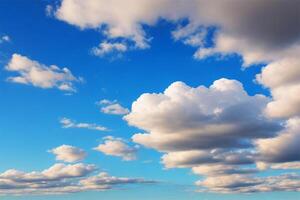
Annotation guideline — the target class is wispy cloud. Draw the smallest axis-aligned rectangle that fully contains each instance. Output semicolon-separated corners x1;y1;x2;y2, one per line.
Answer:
91;41;128;58
97;99;129;115
60;117;108;131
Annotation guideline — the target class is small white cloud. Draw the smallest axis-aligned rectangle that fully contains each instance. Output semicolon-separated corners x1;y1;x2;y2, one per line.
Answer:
0;35;10;43
91;41;127;57
49;145;87;163
60;117;108;131
45;5;54;17
94;136;138;161
101;104;130;115
5;54;81;92
97;99;117;105
97;99;129;115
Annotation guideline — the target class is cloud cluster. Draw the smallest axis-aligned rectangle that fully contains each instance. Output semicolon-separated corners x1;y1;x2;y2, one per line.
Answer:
52;0;300;61
94;136;138;161
60;117;108;131
5;54;81;92
196;173;300;193
53;0;165;50
49;145;87;163
97;99;129;115
0;163;152;195
123;79;300;193
35;0;300;194
51;0;300;126
51;0;300;149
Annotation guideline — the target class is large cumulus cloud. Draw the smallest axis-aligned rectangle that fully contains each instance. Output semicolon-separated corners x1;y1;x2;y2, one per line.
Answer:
125;78;280;153
123;79;300;193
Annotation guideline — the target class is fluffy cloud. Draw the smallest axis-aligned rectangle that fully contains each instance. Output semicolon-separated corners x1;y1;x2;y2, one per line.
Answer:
91;41;127;57
53;0;169;50
0;163;153;195
256;117;300;164
49;145;87;163
125;79;280;153
94;136;138;161
256;57;300;118
60;117;108;131
0;35;10;43
123;79;300;193
196;173;300;193
5;54;81;92
52;0;300;63
98;99;129;115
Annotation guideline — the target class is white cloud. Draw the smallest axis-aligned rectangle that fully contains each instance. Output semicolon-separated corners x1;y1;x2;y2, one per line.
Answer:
0;163;153;195
50;0;300;193
53;0;167;49
124;79;300;193
0;35;10;43
123;79;300;193
270;162;300;170
52;0;300;64
256;161;300;170
125;79;280;153
196;173;300;193
256;57;300;118
256;117;300;164
91;41;127;57
94;136;138;161
5;54;81;92
52;0;300;117
49;145;87;163
98;99;129;115
60;117;108;131
80;172;151;189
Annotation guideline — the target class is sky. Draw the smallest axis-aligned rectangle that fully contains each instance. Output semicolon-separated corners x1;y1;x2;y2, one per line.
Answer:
0;0;300;200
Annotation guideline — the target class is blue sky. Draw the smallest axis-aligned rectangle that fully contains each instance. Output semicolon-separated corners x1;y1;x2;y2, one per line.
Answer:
1;1;300;200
